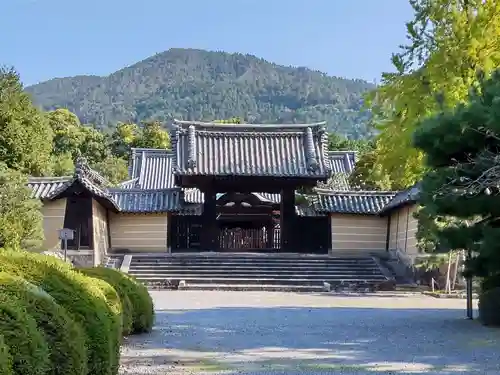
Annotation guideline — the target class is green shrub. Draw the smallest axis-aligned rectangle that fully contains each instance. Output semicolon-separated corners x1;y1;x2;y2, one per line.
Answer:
82;267;154;334
125;273;154;333
80;267;133;335
0;272;87;375
0;251;119;375
0;294;50;375
83;276;123;375
478;286;500;326
0;334;13;375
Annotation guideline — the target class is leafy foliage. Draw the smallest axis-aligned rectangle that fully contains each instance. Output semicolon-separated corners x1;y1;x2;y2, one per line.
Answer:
413;70;500;284
80;267;134;336
0;163;43;250
0;272;88;375
0;334;12;375
0;251;120;375
0;293;51;375
26;48;375;138
0;67;54;176
368;0;500;189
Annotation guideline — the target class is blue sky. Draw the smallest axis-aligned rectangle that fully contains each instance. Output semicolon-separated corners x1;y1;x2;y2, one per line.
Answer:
1;0;413;86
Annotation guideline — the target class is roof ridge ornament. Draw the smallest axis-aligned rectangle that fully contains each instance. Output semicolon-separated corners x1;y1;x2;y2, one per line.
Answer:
187;125;197;168
74;156;88;177
305;127;319;172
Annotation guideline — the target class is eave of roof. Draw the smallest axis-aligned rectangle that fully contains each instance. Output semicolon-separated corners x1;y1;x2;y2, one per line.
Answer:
312;190;397;215
171;120;331;179
379;182;421;215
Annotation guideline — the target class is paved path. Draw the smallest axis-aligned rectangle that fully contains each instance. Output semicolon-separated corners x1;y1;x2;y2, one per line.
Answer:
120;291;500;374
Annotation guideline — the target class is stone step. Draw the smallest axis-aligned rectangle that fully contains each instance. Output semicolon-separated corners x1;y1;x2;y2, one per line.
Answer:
132;255;375;262
130;276;387;286
129;268;383;275
129;264;381;270
148;283;327;292
128;272;388;279
130;260;378;267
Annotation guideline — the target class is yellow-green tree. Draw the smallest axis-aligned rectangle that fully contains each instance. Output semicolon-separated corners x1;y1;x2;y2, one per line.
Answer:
0;68;54;176
369;0;500;189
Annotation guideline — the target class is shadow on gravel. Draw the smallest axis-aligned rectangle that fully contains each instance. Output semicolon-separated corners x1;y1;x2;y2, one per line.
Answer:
120;306;500;374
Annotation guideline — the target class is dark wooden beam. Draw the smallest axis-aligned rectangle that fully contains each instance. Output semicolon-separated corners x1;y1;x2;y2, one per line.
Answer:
201;188;218;251
280;188;296;252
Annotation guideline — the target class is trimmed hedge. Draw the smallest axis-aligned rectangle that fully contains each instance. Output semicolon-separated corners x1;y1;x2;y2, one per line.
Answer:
80;268;133;335
82;267;154;334
478;286;500;326
0;251;120;375
0;272;87;375
124;273;155;334
85;277;123;375
0;294;50;375
0;334;13;375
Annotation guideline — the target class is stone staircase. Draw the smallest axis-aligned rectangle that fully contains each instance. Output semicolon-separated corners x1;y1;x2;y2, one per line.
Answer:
127;253;395;292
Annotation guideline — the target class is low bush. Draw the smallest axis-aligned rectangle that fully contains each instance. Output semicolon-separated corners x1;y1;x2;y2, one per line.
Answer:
0;334;13;375
478;286;500;326
84;276;123;375
0;251;119;375
124;273;155;334
0;293;51;375
80;268;133;335
82;267;154;334
0;272;87;375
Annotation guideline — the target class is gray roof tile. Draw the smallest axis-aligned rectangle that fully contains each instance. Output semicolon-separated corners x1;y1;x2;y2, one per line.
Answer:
312;191;396;215
28;158;120;211
109;188;182;213
379;182;420;214
171;120;331;178
27;176;71;199
129;148;175;189
328;151;356;173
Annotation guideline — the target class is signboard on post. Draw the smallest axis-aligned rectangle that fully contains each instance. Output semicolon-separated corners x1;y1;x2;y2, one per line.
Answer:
58;228;75;262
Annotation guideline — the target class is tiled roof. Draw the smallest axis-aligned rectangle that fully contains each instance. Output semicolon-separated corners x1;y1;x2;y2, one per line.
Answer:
128;148;175;189
379;182;420;214
27;176;72;199
109;188;183;213
121;146;359;203
328;151;356;173
28;158;120;211
312;190;397;215
171;120;331;179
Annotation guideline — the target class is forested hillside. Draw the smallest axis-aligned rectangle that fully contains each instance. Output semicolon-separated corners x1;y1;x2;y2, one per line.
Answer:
26;48;375;138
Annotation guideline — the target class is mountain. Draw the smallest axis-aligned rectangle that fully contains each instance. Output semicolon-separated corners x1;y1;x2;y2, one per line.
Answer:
26;48;376;138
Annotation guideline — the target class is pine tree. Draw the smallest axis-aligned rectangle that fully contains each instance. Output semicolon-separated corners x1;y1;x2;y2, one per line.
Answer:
413;70;500;286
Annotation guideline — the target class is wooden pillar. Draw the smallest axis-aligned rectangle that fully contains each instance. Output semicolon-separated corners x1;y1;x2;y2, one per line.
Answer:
166;212;172;253
280;189;296;252
266;221;274;249
202;189;218;251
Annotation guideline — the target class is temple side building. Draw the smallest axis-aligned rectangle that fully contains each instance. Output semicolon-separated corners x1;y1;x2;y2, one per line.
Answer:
27;120;420;266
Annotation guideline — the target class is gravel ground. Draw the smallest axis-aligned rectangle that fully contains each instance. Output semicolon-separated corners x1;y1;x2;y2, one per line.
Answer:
120;291;500;374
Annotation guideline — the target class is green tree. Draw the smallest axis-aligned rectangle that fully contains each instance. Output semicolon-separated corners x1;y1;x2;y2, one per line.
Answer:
136;121;171;149
413;70;500;283
348;151;392;190
46;109;109;165
0;67;53;176
327;132;373;154
110;121;170;159
110;122;139;158
215;117;242;124
0;163;44;251
92;156;129;186
369;0;500;189
46;108;83;157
